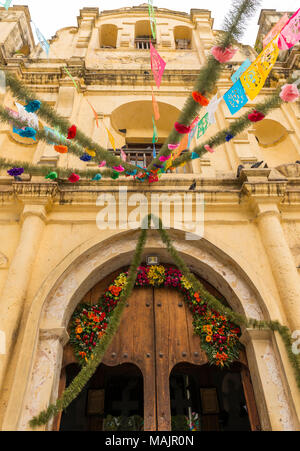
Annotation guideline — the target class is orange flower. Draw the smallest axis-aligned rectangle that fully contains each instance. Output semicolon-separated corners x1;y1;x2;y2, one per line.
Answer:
76;326;83;334
194;293;201;303
206;335;212;342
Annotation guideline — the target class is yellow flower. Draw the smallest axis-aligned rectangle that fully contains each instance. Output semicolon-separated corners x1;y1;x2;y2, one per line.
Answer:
148;265;165;285
180;276;192;290
114;273;128;288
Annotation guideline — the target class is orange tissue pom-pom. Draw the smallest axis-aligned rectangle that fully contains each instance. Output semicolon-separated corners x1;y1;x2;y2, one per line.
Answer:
192;92;210;106
54;145;68;154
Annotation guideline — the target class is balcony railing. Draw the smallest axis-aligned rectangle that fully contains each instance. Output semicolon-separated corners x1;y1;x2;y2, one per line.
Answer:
135;37;156;50
109;148;158;167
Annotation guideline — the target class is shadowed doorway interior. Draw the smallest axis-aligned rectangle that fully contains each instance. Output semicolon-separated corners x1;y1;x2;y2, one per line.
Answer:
59;363;144;431
170;363;252;431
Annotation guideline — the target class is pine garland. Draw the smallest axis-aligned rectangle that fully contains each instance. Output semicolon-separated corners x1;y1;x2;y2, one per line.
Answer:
1;72;143;174
147;0;261;172
29;226;148;428
169;78;290;169
155;217;300;391
29;214;300;428
0;105;133;179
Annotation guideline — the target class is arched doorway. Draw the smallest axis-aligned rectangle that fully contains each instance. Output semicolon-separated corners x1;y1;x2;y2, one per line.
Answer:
54;267;260;431
58;363;144;431
170;362;256;431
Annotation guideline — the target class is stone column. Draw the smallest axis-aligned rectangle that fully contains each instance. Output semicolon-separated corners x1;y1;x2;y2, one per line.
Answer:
0;185;54;391
242;170;300;332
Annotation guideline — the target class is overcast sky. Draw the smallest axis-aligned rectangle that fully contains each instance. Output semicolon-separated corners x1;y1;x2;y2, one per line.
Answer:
10;0;299;46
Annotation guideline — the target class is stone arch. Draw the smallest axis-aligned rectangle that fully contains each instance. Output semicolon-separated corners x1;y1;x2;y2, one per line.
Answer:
110;101;181;142
99;24;118;48
173;25;192;49
2;228;299;431
254;119;288;147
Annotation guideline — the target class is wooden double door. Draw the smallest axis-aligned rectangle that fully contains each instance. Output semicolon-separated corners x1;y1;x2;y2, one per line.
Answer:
101;287;259;431
59;284;260;431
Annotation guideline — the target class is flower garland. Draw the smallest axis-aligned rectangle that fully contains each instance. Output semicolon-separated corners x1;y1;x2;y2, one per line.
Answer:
70;265;241;368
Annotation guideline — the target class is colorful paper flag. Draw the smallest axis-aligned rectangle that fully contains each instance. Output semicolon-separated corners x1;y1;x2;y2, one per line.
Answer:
278;8;300;50
240;37;279;100
207;94;222;125
188;121;198;148
148;0;157;40
223;79;249;115
105;126;116;151
85;98;99;127
0;1;12;10
153;143;156;158
151;87;160;120
15;102;39;129
34;24;50;57
231;59;251;84
150;42;166;89
196;113;209;139
173;134;189;160
0;70;5;95
152;116;158;144
263;14;289;48
120;149;127;162
64;67;79;91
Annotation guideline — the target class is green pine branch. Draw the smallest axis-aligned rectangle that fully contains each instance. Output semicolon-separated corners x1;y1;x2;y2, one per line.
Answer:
29;227;148;428
147;0;261;172
29;214;300;428
170;74;294;169
1;71;143;174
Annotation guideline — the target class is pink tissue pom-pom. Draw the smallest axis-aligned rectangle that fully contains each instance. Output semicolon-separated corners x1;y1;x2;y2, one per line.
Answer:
168;144;179;150
99;161;106;167
113;165;124;172
279;84;300;102
211;46;237;63
159;155;171;162
204;145;214;153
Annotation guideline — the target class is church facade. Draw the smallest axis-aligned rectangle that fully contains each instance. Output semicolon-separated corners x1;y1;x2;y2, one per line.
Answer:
0;4;300;431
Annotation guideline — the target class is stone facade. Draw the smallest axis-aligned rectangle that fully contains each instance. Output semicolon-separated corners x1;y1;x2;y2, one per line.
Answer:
0;4;300;431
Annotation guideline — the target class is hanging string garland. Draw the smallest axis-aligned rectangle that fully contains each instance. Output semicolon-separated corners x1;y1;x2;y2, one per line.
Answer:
70;265;242;368
168;76;295;170
0;73;144;175
147;0;260;172
29;214;300;428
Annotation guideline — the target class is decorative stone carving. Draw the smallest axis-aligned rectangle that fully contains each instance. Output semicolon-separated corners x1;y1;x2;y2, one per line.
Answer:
0;252;8;269
276;163;300;178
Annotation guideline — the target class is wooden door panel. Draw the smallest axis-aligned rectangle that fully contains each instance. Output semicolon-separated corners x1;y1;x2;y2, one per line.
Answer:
102;288;157;431
154;288;208;430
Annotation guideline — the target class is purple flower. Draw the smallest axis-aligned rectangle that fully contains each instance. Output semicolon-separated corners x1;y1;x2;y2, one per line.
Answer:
7;167;24;177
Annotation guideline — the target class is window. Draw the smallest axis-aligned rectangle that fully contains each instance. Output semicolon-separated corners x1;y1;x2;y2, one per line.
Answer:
99;24;118;49
174;26;192;50
135;20;155;50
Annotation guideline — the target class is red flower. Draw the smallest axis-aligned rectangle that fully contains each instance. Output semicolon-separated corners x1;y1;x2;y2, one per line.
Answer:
68;173;80;183
174;122;192;134
67;125;77;139
248;110;265;122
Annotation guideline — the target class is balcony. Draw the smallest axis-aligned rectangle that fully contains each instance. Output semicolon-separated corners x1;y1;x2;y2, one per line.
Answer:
135;37;156;50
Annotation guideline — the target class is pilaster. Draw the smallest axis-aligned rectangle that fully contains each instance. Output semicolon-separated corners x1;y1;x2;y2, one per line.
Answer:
242;169;300;332
0;183;56;392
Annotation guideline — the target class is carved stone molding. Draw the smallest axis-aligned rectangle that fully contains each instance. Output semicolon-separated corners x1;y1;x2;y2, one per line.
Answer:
0;252;9;269
13;182;58;210
276;163;300;178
